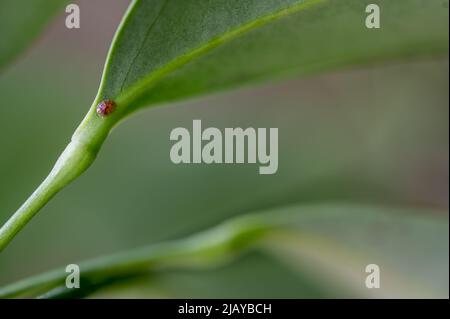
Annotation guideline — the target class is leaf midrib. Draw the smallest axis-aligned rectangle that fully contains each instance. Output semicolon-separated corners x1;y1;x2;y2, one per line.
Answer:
118;0;170;93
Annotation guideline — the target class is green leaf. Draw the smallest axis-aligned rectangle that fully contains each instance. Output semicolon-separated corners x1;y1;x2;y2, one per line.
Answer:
97;0;448;118
0;0;65;71
1;0;448;251
0;204;447;298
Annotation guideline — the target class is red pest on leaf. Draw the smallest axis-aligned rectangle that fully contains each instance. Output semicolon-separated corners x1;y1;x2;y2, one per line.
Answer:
96;100;116;117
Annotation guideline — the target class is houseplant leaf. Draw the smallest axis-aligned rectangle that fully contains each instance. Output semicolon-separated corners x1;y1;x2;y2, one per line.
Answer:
0;0;448;251
100;0;449;116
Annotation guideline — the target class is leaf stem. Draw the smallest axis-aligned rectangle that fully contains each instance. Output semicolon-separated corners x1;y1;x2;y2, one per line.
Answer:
0;104;115;252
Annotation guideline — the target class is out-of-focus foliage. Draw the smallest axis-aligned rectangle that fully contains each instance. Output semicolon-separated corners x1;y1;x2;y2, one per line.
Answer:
0;0;65;71
0;204;447;298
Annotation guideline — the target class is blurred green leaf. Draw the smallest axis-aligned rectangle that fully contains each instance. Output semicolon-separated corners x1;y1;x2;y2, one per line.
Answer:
1;204;446;298
0;0;65;71
262;204;449;298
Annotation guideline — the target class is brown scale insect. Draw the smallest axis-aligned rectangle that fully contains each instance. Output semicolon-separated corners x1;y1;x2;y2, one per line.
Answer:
96;99;116;117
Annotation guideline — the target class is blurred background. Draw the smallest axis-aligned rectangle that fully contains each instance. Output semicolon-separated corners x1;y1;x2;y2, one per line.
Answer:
0;0;448;297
